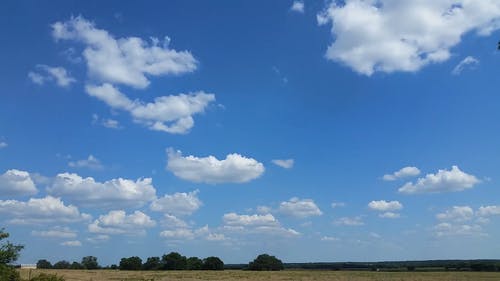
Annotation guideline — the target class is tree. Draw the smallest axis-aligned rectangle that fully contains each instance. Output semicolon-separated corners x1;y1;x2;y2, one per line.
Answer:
143;256;161;270
186;257;203;270
248;254;284;271
53;260;71;269
161;252;187;270
119;256;142;270
37;259;52;269
202;256;224;270
81;256;99;269
0;228;24;264
70;262;83;270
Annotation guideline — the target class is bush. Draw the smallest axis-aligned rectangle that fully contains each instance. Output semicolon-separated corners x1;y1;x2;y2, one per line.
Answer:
0;264;20;281
248;254;284;271
30;273;65;281
202;257;224;270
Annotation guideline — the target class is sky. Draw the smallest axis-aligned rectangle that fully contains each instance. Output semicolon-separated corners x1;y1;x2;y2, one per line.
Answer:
1;0;500;265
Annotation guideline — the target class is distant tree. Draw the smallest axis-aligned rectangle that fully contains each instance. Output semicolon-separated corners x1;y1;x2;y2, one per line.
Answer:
202;257;224;270
407;266;415;271
110;264;118;270
37;259;52;269
81;256;99;269
162;252;187;270
119;256;142;270
70;262;83;270
248;254;284;271
53;260;71;269
143;256;161;270
186;257;203;270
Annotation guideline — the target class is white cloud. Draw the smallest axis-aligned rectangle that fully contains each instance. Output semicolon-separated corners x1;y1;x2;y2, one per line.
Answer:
160;228;195;240
433;222;485;237
28;65;76;87
48;172;156;209
271;159;294;169
368;200;403;211
0;196;90;225
60;240;82;247
279;197;322;218
86;234;109;243
52;16;197;89
150;190;202;216
382;166;420;181
0;169;38;196
161;214;189;229
68;155;104;170
477;205;500;216
88;210;155;235
379;212;401;219
321;236;339;241
256;205;272;214
0;141;7;148
436;206;474;221
32;227;77;238
334;216;364;226
92;114;121;129
331;202;346;208
290;1;305;13
86;84;215;134
160;225;225;241
166;148;265;184
452;56;479;75
317;1;500;75
222;212;300;237
398;166;480;194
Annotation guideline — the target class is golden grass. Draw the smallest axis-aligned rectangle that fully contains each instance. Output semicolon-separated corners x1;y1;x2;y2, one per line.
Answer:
18;269;500;281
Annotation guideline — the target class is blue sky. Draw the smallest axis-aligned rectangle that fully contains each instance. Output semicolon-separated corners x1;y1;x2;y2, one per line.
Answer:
2;0;500;265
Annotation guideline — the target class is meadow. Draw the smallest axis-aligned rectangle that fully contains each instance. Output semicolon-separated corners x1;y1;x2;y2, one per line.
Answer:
17;269;500;281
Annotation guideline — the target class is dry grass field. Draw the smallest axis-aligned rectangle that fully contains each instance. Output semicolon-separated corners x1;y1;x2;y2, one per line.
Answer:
17;269;500;281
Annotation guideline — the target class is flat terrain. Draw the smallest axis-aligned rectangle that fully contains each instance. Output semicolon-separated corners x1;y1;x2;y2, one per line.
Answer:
17;269;500;281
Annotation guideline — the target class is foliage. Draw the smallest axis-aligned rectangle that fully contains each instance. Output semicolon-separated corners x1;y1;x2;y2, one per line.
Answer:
81;256;99;269
161;252;187;270
202;256;224;270
248;254;284;271
70;261;84;270
53;260;71;269
0;228;24;265
30;273;65;281
119;256;143;270
186;257;203;270
0;264;20;281
142;256;161;270
37;259;52;269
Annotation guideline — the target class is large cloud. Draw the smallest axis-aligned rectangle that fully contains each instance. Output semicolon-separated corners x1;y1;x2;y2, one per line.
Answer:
48;173;156;209
88;210;156;235
0;169;37;196
0;196;90;224
166;148;265;184
317;0;500;75
398;166;480;194
278;197;322;218
52;16;197;89
150;190;202;216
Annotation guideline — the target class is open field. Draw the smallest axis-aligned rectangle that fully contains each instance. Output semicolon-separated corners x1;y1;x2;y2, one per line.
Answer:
18;269;500;281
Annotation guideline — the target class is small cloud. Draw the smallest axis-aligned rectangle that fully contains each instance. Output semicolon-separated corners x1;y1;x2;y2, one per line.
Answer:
28;65;76;87
331;202;346;208
334;216;364;226
321;236;339;241
272;159;294;169
290;1;305;13
383;166;420;181
68;155;104;170
92;114;122;129
452;56;479;75
368;200;403;212
0;141;7;149
61;240;82;247
379;212;401;219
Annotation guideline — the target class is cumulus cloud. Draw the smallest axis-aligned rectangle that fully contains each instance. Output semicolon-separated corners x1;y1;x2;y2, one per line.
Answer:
368;200;403;211
452;56;479;75
60;240;82;247
436;206;474;222
160;225;225;241
160;228;195;240
28;65;76;87
334;216;364;226
0;169;38;196
48;172;156;209
68;155;104;170
477;205;500;216
86;84;215;134
161;214;189;228
150;190;202;216
0;196;90;225
166;148;265;184
398;166;480;194
32;227;77;238
271;159;294;169
317;1;500;75
223;212;300;237
278;197;322;218
382;166;420;181
433;222;485;237
290;1;305;13
88;210;155;235
52;16;197;89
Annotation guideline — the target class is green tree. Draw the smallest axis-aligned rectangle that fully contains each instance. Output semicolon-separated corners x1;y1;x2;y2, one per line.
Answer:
202;256;224;270
161;252;187;270
37;259;52;269
142;256;161;270
248;254;284;271
119;256;142;270
70;262;83;270
0;228;24;264
81;256;99;269
186;257;203;270
53;260;71;269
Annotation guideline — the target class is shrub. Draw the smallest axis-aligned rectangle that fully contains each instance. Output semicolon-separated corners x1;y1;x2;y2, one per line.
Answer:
30;273;65;281
0;264;20;281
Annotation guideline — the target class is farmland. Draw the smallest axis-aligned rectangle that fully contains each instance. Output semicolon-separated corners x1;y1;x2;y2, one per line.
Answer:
17;269;500;281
